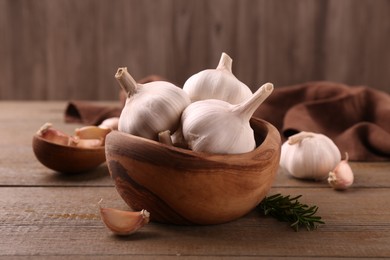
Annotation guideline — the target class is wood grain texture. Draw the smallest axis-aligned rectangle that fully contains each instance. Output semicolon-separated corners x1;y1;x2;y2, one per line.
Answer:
1;0;389;100
105;118;281;225
1;101;390;258
1;187;390;258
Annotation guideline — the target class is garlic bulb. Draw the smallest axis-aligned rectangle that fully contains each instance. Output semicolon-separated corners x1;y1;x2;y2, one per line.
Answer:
183;52;252;104
280;131;341;180
115;67;191;140
99;200;150;236
328;152;354;190
181;83;274;154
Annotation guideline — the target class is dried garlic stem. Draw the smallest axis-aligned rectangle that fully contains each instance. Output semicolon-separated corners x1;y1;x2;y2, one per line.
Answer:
115;67;138;96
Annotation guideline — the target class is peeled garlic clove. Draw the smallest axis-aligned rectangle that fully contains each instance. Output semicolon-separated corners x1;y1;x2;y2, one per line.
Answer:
99;202;150;236
328;153;354;190
183;52;252;104
74;126;111;141
280;131;341;180
37;123;72;146
98;117;119;130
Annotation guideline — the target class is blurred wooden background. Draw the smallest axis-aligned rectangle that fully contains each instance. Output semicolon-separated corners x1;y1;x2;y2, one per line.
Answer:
1;0;389;100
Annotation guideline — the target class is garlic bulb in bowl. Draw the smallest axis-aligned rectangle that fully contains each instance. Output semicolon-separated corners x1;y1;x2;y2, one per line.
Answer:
181;83;273;154
183;52;252;104
115;67;191;141
280;131;341;180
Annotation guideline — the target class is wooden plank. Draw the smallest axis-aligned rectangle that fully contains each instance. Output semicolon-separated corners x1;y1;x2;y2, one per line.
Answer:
0;0;48;99
1;102;390;188
0;186;389;258
1;101;390;258
1;0;390;100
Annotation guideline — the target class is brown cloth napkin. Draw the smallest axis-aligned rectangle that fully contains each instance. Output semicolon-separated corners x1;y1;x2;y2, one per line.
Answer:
64;81;390;161
253;81;390;161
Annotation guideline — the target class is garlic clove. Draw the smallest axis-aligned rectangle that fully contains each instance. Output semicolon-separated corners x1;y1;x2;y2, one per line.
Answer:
69;138;104;148
99;200;150;236
74;126;111;142
37;123;72;146
98;117;119;130
158;130;173;146
328;152;354;190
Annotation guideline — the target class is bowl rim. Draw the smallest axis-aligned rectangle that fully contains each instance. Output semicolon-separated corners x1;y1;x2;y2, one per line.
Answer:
105;117;280;161
33;134;105;152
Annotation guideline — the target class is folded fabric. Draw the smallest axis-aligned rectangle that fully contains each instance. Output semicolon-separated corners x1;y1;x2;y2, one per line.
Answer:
253;81;390;161
64;81;390;161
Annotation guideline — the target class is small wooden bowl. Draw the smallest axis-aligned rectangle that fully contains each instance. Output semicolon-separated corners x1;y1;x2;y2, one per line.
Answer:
32;135;106;173
105;117;281;225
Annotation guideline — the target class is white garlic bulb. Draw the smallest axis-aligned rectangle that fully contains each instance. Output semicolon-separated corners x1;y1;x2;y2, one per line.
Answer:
280;131;341;180
183;52;253;104
328;152;354;190
115;67;191;140
181;83;274;154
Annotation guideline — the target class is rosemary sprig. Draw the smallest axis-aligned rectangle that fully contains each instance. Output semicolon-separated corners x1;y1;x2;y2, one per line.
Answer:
258;193;324;231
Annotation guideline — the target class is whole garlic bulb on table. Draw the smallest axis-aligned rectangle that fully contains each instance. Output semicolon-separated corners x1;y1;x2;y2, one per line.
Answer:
183;52;253;104
181;83;274;154
280;131;341;180
115;67;191;141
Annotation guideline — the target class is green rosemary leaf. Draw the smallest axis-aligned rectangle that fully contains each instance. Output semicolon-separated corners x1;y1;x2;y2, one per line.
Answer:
258;193;324;232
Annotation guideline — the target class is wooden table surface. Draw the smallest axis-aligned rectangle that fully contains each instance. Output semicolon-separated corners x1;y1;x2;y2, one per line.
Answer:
1;101;389;259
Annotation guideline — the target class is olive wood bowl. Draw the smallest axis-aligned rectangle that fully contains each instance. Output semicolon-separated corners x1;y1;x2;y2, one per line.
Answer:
105;117;281;225
32;135;106;173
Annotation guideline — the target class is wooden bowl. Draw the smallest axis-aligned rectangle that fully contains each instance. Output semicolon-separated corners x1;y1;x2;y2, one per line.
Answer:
105;117;281;225
32;135;106;173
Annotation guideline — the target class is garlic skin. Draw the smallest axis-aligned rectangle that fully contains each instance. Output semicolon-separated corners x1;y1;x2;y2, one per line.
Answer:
181;83;273;154
116;68;191;140
99;202;150;236
328;153;354;190
280;131;341;180
37;123;72;146
158;130;173;146
183;52;252;104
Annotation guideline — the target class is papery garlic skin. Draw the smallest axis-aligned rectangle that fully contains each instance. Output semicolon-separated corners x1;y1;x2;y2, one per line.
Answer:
328;153;354;190
181;83;273;154
280;131;341;180
99;202;150;236
116;68;191;141
37;123;75;146
183;52;252;104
